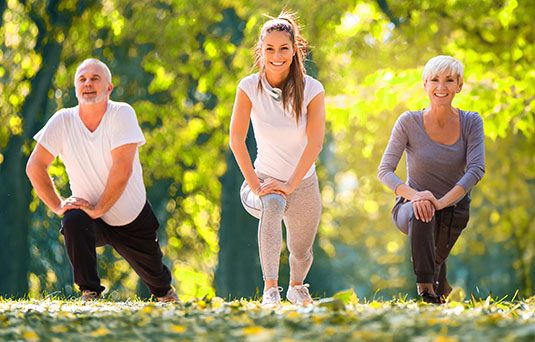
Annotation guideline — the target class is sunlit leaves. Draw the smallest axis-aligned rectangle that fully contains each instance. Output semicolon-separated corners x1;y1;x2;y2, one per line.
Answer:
0;0;41;143
316;0;534;297
3;0;534;300
1;297;535;341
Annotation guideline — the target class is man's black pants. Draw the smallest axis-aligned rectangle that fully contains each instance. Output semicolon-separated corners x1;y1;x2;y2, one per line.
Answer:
61;201;172;297
393;195;471;295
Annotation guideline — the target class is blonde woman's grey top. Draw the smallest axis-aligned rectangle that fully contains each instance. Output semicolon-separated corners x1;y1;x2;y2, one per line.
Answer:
377;109;485;199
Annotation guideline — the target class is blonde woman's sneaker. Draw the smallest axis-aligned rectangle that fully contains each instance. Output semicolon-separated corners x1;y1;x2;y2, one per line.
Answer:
287;284;313;306
261;286;283;308
80;290;102;301
158;287;181;303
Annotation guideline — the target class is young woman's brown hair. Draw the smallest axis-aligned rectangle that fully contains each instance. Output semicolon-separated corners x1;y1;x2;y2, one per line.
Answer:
254;10;308;124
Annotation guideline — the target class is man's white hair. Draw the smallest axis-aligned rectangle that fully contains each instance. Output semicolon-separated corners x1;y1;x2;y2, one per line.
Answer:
422;55;464;82
74;58;112;85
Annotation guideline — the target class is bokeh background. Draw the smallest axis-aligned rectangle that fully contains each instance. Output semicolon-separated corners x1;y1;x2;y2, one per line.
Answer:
0;0;533;301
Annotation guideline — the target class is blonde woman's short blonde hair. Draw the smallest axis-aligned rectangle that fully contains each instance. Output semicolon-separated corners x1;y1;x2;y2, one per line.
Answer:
422;55;464;82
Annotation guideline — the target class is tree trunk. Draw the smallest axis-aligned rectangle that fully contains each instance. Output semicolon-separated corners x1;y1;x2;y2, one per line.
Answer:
0;135;32;297
0;0;90;297
215;129;263;299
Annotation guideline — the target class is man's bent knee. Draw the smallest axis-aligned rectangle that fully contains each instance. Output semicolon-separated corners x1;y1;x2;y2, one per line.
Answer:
61;209;93;235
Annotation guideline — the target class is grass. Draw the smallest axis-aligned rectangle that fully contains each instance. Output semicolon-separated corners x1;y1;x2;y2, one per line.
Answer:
1;292;534;341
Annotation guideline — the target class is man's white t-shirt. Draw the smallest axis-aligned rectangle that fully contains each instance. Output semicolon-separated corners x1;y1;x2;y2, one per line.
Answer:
238;73;324;181
34;100;147;226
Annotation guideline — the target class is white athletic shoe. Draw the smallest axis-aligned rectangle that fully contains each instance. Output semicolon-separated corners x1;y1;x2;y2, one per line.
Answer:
261;286;283;308
287;284;313;306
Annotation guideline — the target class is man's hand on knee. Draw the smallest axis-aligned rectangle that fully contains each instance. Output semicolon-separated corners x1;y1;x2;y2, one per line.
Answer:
56;196;90;216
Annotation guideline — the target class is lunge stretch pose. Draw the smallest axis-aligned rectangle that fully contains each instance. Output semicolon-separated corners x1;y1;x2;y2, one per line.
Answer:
229;11;326;308
26;58;179;302
378;55;485;303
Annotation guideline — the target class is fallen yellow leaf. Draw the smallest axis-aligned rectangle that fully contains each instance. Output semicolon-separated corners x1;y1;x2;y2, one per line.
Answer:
435;336;458;342
287;312;301;319
23;331;39;341
50;325;68;333
243;326;264;335
142;305;154;313
91;327;109;337
170;325;186;333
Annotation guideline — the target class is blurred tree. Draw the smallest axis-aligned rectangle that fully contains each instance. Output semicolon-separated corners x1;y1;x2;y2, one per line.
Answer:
0;0;533;300
215;129;263;299
0;0;93;297
36;0;239;299
214;1;360;298
316;0;534;297
3;0;264;300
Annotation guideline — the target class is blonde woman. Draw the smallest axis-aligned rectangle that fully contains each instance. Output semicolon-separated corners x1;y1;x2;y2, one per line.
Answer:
378;56;485;303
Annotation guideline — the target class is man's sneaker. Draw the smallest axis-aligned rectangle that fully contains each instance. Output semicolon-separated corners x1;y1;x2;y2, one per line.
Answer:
419;289;445;304
158;287;181;303
80;290;102;301
287;284;313;306
261;286;283;308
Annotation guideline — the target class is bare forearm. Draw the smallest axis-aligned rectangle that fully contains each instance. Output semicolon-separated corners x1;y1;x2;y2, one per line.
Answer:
437;185;466;209
92;165;131;217
395;183;418;200
286;143;322;191
230;140;260;190
26;144;87;216
395;183;439;213
286;92;324;191
80;143;138;219
26;164;63;215
396;182;465;210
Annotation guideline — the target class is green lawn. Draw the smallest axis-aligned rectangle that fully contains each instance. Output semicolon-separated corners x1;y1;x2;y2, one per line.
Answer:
1;294;534;341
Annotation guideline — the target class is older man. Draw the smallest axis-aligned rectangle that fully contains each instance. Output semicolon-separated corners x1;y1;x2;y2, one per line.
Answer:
26;58;178;302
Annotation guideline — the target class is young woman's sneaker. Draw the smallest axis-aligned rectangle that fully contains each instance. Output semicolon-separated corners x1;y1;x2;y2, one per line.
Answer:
158;287;181;303
261;286;283;308
287;284;313;305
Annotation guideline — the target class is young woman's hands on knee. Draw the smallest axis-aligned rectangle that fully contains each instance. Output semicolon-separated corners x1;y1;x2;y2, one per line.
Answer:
253;178;287;199
259;177;294;197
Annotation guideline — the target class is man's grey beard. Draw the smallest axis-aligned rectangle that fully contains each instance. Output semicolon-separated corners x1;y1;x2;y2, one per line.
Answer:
76;92;108;105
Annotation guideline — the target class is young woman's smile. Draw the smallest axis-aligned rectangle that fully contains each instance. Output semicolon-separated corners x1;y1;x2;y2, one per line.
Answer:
262;30;294;79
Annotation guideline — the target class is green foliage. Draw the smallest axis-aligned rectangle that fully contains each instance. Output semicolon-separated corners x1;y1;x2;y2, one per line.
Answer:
1;296;535;341
0;0;533;300
315;0;535;297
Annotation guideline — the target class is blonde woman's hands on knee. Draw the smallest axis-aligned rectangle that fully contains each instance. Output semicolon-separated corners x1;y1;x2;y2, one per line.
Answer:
412;199;435;223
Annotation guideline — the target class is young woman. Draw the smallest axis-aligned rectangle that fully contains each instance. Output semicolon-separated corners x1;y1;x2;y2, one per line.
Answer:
229;11;325;308
378;55;485;303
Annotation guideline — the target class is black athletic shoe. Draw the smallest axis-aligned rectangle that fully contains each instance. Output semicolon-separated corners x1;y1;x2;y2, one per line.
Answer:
419;289;445;304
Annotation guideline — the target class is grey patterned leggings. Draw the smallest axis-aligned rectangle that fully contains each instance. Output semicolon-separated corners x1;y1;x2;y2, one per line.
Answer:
240;172;322;282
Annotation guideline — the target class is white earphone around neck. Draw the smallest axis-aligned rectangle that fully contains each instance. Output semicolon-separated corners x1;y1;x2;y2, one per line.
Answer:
261;77;282;102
